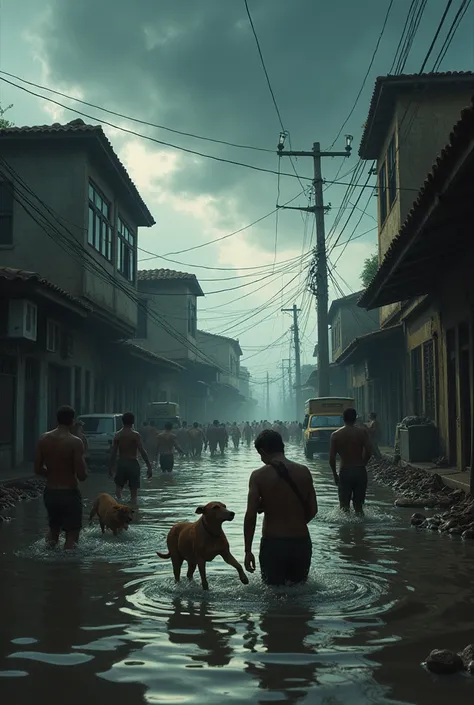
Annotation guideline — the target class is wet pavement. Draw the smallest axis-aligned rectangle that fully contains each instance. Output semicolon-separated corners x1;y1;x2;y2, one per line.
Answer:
1;444;474;705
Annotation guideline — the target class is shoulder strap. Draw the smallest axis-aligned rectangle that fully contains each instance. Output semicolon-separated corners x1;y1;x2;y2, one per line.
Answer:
269;461;307;512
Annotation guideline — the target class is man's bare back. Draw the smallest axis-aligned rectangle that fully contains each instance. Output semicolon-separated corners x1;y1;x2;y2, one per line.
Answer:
36;428;86;490
114;427;142;460
330;425;371;470
250;458;317;538
156;430;179;454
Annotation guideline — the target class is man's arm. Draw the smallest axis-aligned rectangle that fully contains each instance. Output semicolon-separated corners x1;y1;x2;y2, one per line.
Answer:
329;433;339;485
305;469;318;521
363;429;373;464
172;434;184;455
108;436;119;477
244;471;261;569
73;438;88;482
34;438;47;477
137;434;153;477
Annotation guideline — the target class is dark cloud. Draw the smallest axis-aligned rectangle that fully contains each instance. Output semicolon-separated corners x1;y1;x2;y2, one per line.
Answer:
34;0;472;248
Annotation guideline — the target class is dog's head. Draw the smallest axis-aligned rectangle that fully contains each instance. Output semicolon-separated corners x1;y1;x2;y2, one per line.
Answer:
195;501;235;523
115;505;135;528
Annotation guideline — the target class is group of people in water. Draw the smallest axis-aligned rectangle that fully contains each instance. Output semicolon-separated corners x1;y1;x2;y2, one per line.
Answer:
34;405;373;585
138;418;303;467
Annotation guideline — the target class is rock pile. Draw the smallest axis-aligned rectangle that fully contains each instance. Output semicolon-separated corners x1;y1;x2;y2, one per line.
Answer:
410;494;474;538
425;644;474;675
0;478;45;520
369;457;462;510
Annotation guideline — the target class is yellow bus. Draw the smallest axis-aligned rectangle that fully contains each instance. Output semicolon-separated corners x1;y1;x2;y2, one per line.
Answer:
302;397;354;458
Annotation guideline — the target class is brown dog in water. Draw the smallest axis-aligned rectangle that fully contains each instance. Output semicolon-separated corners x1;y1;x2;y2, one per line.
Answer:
157;501;249;590
89;493;134;536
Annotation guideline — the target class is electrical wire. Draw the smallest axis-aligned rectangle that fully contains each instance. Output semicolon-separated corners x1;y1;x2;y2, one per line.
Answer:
0;75;311;183
0;69;273;154
432;0;472;70
419;0;455;72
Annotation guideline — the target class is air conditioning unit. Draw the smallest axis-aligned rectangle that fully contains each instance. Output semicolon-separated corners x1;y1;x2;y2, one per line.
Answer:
7;299;38;341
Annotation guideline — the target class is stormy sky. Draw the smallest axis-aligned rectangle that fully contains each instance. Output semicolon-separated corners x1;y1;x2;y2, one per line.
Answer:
1;0;473;414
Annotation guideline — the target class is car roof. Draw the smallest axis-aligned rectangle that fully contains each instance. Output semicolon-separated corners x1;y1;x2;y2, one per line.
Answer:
78;413;123;418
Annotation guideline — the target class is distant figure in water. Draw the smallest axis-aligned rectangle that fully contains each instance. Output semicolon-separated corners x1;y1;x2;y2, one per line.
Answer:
329;407;372;515
176;421;190;457
230;422;241;449
156;422;183;472
244;429;317;586
109;412;152;504
366;412;382;459
188;422;205;457
35;405;87;550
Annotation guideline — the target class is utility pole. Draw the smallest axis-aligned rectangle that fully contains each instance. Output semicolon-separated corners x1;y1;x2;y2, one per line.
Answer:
282;357;292;418
266;371;270;420
281;360;286;413
278;135;353;397
282;304;301;419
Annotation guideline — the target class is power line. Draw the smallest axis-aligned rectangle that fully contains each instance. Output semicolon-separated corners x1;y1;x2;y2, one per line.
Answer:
419;0;455;72
432;0;472;70
328;0;395;149
0;75;311;183
0;69;274;154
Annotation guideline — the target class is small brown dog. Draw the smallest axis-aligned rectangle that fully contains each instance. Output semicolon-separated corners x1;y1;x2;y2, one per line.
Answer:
89;493;134;536
157;501;249;590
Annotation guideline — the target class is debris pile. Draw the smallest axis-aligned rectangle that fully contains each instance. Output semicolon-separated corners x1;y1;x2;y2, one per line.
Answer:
0;478;45;520
424;644;474;675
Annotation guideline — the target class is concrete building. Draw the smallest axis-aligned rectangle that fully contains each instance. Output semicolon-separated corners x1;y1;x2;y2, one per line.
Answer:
359;96;474;478
196;330;244;420
328;292;379;362
0;118;184;472
342;73;474;448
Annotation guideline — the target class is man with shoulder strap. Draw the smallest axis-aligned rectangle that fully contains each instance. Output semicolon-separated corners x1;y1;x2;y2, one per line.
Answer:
243;429;318;586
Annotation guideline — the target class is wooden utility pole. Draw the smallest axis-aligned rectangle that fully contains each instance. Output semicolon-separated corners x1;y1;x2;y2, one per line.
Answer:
282;304;301;419
266;371;270;420
278;136;352;397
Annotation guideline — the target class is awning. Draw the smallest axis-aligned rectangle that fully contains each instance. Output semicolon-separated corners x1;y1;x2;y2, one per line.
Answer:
359;98;474;310
335;325;403;366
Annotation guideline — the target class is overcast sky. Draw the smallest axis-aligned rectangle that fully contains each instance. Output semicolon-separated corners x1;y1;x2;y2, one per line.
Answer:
1;0;473;415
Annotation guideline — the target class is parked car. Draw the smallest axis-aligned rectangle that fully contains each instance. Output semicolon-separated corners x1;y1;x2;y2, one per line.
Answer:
78;413;123;468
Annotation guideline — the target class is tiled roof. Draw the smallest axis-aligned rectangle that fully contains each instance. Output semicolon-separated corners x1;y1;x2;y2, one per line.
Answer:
197;329;243;356
0;119;154;227
328;290;364;321
120;341;184;370
0;267;92;311
138;269;204;296
335;325;403;365
359;96;474;309
359;72;474;158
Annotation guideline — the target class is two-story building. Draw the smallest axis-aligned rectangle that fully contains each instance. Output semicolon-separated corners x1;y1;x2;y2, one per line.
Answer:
0;118;182;471
196;330;244;420
359;95;474;478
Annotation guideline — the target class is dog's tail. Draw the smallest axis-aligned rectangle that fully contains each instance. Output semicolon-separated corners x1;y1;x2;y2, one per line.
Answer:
157;551;171;559
89;497;99;524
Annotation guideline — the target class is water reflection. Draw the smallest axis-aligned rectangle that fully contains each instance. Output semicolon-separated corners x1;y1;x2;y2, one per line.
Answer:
244;602;317;704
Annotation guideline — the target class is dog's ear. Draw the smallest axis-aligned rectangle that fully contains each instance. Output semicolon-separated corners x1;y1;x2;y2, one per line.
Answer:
195;506;205;514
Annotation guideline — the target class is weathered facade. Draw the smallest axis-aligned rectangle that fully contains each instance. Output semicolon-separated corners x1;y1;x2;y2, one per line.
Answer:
359;94;474;477
196;330;245;420
329;291;379;362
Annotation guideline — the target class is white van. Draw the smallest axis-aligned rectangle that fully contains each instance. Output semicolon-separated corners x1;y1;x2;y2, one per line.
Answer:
78;413;123;467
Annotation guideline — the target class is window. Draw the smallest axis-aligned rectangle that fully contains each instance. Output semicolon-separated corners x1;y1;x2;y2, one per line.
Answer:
79;416;115;435
387;135;397;207
188;299;196;337
378;162;387;224
88;182;112;261
0;180;13;245
46;320;60;353
310;415;344;428
137;298;148;338
117;216;136;282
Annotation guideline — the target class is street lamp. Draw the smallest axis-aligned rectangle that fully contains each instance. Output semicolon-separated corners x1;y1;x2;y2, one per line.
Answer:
345;134;353;153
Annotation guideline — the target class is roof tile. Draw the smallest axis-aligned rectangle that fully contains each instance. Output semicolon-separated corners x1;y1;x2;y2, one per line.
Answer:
0;267;92;311
359;96;474;308
0;119;154;226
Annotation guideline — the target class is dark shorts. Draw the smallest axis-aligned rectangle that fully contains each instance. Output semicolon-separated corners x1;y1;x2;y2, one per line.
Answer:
159;453;174;472
259;535;312;586
44;488;83;532
115;459;141;489
338;466;368;508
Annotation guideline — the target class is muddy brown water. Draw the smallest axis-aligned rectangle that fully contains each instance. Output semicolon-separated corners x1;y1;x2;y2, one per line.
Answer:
1;445;474;705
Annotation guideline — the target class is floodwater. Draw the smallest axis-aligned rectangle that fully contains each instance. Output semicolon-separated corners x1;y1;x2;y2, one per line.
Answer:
1;446;474;705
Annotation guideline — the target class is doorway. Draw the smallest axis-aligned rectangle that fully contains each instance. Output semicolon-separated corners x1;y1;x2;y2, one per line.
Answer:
446;328;457;467
24;358;39;462
459;323;471;472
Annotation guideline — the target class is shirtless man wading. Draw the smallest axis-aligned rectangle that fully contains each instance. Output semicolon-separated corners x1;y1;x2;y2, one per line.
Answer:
109;412;152;503
244;429;318;586
34;405;87;550
156;421;183;472
329;407;373;515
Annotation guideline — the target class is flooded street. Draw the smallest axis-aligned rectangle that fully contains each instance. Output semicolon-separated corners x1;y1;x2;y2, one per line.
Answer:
1;445;474;705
